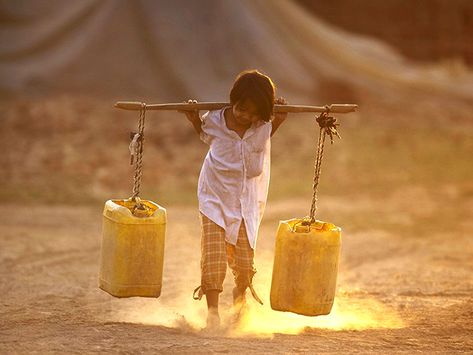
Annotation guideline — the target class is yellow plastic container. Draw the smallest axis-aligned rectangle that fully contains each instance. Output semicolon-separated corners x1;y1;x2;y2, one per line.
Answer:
99;199;166;298
270;218;341;316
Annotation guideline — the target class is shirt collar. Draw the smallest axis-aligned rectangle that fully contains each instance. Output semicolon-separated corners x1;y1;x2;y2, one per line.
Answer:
220;107;267;140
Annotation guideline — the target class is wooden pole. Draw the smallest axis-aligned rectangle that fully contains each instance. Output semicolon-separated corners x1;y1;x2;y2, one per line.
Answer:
114;101;358;114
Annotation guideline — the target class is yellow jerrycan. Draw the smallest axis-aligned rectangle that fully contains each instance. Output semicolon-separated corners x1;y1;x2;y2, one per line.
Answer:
99;198;166;298
270;218;341;316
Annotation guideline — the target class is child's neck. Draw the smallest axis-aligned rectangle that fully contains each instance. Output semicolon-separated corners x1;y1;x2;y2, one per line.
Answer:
224;107;251;138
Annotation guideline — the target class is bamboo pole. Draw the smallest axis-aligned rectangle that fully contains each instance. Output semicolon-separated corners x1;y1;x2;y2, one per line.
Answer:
114;101;358;114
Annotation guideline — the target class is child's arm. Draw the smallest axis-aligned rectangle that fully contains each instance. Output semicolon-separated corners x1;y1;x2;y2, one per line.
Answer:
271;97;288;136
179;99;202;135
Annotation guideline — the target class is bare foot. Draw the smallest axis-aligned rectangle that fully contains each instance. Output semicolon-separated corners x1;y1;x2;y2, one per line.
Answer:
232;287;247;324
204;309;221;332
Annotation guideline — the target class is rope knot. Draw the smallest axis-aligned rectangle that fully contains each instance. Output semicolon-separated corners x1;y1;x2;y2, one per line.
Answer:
316;112;341;144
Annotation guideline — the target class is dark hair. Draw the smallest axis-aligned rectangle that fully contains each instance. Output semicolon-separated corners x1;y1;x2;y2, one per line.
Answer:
229;69;275;122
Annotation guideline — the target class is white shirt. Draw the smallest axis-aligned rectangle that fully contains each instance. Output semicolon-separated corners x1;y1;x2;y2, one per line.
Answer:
198;107;272;249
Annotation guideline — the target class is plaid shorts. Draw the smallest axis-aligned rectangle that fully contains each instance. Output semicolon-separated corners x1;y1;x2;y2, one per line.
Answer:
199;213;256;295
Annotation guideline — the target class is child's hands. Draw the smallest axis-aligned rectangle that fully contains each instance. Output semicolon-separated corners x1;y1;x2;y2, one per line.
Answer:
271;97;288;136
179;99;203;135
179;99;200;123
274;97;288;121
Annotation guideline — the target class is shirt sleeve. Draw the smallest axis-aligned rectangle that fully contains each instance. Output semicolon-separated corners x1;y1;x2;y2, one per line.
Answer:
199;111;212;145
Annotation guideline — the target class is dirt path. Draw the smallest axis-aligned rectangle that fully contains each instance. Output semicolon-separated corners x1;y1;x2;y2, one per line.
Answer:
0;193;472;353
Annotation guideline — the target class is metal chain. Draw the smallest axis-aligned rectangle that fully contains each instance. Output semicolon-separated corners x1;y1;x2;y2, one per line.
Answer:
131;103;146;200
307;109;341;224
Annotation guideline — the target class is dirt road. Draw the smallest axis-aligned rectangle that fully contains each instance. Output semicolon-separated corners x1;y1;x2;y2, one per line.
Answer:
0;192;472;353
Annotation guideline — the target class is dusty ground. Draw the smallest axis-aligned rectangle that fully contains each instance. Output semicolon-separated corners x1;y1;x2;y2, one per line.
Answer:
1;91;472;353
1;188;472;353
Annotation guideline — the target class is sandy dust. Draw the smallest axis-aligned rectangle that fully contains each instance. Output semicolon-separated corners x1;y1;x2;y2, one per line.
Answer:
0;191;472;353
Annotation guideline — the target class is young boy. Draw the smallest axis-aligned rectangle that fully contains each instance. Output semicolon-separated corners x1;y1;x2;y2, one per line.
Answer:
181;70;287;329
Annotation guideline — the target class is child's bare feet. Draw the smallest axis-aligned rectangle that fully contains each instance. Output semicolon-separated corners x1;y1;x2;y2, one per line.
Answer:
205;308;221;331
232;287;247;324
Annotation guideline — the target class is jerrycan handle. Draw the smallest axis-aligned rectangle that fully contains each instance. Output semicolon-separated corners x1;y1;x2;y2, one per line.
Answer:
291;217;326;233
128;196;149;218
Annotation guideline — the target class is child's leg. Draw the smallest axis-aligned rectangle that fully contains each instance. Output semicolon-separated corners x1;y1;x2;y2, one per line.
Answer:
199;213;227;326
227;219;256;306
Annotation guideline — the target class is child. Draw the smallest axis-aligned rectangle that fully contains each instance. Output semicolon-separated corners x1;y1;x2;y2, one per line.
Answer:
181;69;287;329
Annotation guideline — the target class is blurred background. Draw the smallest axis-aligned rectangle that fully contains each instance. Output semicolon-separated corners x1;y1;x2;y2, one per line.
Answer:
0;0;471;206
